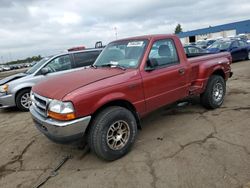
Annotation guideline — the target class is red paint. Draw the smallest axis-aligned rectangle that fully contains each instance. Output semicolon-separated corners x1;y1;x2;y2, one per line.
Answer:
32;34;232;119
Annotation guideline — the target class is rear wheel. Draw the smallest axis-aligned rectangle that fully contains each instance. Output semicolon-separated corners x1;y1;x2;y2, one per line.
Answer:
200;75;226;109
88;106;137;161
16;89;31;111
248;51;250;60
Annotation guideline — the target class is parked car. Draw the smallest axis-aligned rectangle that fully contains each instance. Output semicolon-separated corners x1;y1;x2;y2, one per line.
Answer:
184;45;211;58
2;65;11;71
237;34;248;41
30;34;233;161
207;39;250;62
0;48;103;111
196;39;216;49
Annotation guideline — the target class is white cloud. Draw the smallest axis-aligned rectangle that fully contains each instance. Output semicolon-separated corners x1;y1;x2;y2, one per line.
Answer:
0;0;249;62
48;12;82;25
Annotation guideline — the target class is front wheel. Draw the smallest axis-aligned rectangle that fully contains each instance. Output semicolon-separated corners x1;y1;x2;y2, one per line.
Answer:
16;89;31;111
200;75;226;109
88;106;137;161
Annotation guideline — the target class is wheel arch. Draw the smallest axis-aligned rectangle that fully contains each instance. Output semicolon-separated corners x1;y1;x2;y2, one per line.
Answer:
211;69;225;80
85;99;141;134
15;87;32;101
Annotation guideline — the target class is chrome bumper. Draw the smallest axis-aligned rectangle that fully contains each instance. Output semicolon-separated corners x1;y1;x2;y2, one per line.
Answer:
0;93;15;109
30;105;91;143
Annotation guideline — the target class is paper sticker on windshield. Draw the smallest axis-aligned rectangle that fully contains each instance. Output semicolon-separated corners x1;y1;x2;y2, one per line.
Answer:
110;61;118;65
129;61;137;66
127;41;144;47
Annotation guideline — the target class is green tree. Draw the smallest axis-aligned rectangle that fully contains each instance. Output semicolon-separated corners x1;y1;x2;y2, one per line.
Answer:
174;24;183;34
6;55;43;65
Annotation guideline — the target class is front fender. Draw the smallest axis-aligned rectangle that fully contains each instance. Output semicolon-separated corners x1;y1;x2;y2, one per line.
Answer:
9;82;34;98
92;92;130;112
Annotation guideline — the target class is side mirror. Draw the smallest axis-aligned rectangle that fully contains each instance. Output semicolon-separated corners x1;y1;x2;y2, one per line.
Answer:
145;58;158;72
40;67;50;75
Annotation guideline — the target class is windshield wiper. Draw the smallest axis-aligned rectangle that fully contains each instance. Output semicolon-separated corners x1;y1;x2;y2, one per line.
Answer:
99;63;126;70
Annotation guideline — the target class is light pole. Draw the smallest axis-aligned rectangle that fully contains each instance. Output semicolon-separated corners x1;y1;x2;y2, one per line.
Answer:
1;56;4;64
114;27;118;40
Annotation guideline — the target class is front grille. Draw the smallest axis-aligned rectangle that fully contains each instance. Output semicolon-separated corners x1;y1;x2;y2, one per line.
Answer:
31;92;51;117
34;96;47;106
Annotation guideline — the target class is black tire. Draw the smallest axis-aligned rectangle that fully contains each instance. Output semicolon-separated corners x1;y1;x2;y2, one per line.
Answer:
16;89;31;111
88;106;137;161
200;75;226;109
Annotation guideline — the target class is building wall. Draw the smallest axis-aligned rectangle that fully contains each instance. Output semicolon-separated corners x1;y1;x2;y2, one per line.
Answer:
183;29;243;44
178;20;250;44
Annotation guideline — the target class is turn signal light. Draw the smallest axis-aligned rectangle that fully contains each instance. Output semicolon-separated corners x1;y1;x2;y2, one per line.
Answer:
48;110;76;121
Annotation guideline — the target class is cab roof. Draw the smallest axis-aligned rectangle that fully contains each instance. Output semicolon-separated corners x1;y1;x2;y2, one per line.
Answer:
113;34;177;42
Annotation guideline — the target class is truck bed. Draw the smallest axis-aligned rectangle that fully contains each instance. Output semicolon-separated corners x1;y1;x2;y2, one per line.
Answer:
187;52;231;95
188;52;231;64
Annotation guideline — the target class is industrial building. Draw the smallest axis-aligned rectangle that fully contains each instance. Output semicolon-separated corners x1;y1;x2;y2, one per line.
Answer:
178;19;250;44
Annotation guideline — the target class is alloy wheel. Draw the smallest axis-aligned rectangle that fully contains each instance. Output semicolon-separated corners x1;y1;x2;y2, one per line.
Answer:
106;120;130;150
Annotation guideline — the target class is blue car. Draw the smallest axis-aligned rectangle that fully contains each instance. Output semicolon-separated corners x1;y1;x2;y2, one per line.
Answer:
184;45;211;58
196;39;216;49
207;39;250;62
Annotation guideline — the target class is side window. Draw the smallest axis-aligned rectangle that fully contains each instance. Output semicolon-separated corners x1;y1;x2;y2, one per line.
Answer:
189;47;200;53
231;41;239;48
239;41;246;47
44;55;72;73
148;39;179;67
73;51;101;68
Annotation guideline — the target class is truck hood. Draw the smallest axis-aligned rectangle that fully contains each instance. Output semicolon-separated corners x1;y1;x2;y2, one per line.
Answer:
0;72;27;85
32;68;125;100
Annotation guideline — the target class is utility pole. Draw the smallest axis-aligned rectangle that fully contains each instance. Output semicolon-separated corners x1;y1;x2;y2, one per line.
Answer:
114;27;118;40
1;56;4;64
9;52;12;62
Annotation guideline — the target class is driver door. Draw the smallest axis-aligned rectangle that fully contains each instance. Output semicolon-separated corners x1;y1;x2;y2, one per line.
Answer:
141;39;189;112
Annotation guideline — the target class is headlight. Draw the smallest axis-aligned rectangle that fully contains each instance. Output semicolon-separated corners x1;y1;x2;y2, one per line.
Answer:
0;84;8;93
48;100;76;121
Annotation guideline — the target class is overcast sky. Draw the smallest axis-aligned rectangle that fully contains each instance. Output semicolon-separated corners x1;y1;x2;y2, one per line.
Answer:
0;0;249;62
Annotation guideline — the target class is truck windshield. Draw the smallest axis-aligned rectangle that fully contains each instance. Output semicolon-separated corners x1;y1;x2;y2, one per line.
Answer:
94;40;148;68
26;57;50;74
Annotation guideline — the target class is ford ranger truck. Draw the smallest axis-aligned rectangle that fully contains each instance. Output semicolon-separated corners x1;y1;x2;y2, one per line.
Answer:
30;34;233;161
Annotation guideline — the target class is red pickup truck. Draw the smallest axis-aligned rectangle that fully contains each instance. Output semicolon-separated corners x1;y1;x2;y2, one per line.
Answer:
30;34;232;161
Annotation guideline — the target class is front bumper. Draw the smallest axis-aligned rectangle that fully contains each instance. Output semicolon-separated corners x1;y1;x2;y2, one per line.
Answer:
30;105;91;144
0;93;15;109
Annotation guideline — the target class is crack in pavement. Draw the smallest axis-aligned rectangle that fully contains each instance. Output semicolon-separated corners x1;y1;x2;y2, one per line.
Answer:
213;106;250;116
144;152;157;188
0;139;35;179
212;136;250;155
199;143;243;187
139;108;249;187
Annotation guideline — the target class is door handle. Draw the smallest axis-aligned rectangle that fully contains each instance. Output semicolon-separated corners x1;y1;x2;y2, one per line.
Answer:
178;68;185;75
